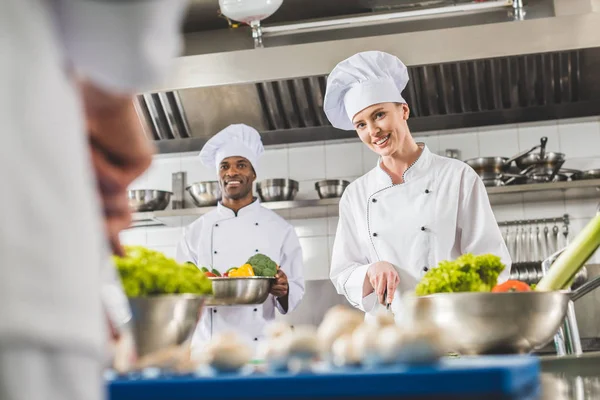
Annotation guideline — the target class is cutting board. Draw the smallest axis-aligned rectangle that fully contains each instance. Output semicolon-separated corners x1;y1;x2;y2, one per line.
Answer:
107;355;540;400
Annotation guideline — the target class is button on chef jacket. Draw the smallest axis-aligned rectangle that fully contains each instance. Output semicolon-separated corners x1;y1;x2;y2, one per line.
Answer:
330;145;512;323
176;199;305;356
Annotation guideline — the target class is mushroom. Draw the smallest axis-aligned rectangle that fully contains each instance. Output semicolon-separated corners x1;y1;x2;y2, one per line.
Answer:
393;293;445;365
331;333;361;368
284;325;319;372
317;305;364;356
351;322;381;366
376;325;405;365
201;332;252;373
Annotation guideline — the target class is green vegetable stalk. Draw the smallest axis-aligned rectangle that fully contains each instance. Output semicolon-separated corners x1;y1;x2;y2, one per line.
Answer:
246;253;278;277
415;253;506;296
113;245;213;297
536;214;600;291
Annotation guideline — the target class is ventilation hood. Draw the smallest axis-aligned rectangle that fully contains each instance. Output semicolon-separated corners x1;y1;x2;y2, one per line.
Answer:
134;0;600;154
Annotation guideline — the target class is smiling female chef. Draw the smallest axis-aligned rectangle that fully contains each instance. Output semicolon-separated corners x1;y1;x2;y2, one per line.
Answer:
325;51;511;321
176;124;305;356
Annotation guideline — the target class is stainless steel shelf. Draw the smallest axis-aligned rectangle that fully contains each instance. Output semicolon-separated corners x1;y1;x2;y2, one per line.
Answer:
129;179;600;228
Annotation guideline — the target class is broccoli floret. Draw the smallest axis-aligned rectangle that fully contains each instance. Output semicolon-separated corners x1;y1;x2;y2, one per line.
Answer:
415;253;505;296
246;253;278;277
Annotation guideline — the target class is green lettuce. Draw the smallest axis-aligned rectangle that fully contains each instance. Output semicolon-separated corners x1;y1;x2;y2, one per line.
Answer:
415;253;505;296
113;245;213;297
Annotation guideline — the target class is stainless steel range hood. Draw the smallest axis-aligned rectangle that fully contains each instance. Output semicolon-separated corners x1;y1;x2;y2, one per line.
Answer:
134;0;600;154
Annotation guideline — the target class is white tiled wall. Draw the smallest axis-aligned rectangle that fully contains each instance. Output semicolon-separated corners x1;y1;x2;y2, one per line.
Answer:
123;116;600;278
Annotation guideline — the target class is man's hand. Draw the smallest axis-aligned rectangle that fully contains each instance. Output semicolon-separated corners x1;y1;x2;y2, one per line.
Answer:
270;267;290;312
270;267;289;298
365;261;400;306
81;80;155;255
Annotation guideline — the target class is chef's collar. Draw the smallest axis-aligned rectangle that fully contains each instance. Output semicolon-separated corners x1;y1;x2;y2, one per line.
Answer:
217;197;261;218
375;143;432;185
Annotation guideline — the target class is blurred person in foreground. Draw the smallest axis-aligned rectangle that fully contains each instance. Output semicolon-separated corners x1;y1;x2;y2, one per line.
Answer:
1;1;188;399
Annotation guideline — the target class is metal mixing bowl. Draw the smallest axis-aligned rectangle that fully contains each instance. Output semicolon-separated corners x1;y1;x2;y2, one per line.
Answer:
128;190;172;212
411;291;571;355
187;181;221;207
315;179;350;199
206;277;275;306
127;295;206;358
256;179;299;202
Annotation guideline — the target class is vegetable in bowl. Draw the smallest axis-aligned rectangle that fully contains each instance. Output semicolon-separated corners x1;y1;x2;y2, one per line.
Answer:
113;246;213;297
415;253;506;296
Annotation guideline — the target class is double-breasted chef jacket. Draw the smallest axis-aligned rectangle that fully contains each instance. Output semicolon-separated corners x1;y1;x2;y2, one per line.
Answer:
330;144;512;323
176;199;305;356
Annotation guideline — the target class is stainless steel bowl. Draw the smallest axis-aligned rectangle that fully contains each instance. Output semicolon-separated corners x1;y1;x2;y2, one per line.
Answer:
187;181;221;207
206;277;275;306
315;179;350;199
256;179;299;202
127;295;205;358
128;190;172;212
411;291;571;355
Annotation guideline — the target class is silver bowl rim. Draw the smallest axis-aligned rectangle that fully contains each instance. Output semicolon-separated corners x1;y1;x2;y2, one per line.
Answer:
315;179;350;188
208;276;276;281
417;289;571;300
256;178;299;188
128;189;174;196
126;294;207;301
185;180;221;191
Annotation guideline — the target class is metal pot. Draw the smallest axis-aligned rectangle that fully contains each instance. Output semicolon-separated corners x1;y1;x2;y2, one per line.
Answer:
571;169;600;181
256;179;299;202
465;137;548;182
525;173;569;184
515;151;566;172
186;181;221;207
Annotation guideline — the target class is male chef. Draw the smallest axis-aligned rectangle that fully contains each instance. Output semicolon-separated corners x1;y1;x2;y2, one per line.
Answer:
176;124;305;356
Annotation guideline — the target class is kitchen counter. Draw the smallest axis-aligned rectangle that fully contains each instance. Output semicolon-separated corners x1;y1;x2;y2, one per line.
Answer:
538;352;600;399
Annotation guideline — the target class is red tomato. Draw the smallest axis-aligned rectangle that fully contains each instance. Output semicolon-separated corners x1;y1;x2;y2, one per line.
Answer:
492;280;531;292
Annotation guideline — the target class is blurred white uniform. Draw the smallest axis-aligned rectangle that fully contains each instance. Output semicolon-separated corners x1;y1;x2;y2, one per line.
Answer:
0;0;186;399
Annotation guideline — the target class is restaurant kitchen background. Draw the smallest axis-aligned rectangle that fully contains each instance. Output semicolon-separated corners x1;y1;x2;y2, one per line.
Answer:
120;0;600;353
122;116;600;349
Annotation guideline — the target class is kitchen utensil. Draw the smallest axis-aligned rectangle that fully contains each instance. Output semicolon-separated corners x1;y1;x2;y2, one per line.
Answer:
465;137;547;177
571;169;600;180
256;179;299;202
552;225;560;256
128;190;172;212
524;173;569;184
515;152;566;175
127;295;205;358
186;181;221;207
205;277;275;306
315;179;350;199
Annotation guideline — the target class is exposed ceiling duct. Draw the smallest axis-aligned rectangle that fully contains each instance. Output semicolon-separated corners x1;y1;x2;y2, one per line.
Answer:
133;0;600;153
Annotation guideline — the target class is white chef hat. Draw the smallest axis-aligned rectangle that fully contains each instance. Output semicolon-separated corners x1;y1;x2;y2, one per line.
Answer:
199;124;264;172
323;51;410;131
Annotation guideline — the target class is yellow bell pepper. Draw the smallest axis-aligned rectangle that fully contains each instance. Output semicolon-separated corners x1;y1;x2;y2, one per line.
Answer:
228;263;255;277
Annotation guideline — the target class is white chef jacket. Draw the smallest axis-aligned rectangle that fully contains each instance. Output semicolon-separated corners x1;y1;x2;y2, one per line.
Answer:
0;0;185;359
330;145;511;322
176;199;305;356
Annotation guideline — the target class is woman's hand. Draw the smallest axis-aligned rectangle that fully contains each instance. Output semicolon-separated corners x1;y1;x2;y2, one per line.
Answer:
365;262;400;305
